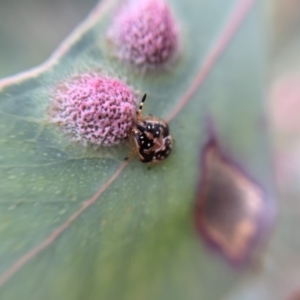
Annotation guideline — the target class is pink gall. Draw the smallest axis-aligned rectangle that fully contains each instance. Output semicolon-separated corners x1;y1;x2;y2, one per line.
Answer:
49;73;136;147
108;0;179;70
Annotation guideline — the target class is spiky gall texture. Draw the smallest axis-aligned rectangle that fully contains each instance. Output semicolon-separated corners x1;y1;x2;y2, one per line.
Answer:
108;0;178;70
50;74;136;147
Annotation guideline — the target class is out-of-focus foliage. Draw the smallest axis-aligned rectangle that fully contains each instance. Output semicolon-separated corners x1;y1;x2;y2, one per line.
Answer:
0;0;98;78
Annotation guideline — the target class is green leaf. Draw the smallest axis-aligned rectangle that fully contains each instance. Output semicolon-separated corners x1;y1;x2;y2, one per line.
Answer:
0;0;274;299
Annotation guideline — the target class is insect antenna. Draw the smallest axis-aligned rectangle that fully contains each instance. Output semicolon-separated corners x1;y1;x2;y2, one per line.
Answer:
137;93;147;120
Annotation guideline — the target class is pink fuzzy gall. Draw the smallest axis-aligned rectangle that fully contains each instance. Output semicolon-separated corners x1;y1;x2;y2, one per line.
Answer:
108;0;179;70
50;74;136;147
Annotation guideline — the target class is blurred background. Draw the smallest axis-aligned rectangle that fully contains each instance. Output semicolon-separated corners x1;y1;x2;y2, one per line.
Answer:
1;0;300;298
0;0;97;78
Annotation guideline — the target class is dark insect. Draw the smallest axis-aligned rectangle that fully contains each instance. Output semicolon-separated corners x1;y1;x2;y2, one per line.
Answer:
130;94;173;163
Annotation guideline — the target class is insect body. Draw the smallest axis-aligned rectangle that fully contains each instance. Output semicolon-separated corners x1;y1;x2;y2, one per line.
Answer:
131;94;173;163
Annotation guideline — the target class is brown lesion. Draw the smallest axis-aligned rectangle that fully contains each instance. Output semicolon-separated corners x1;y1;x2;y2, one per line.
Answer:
195;144;265;263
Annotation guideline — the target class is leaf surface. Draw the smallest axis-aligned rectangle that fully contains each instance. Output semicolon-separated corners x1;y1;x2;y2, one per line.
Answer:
0;1;274;299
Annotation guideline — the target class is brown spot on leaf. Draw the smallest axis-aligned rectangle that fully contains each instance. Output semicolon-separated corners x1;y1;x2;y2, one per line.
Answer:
195;141;266;264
